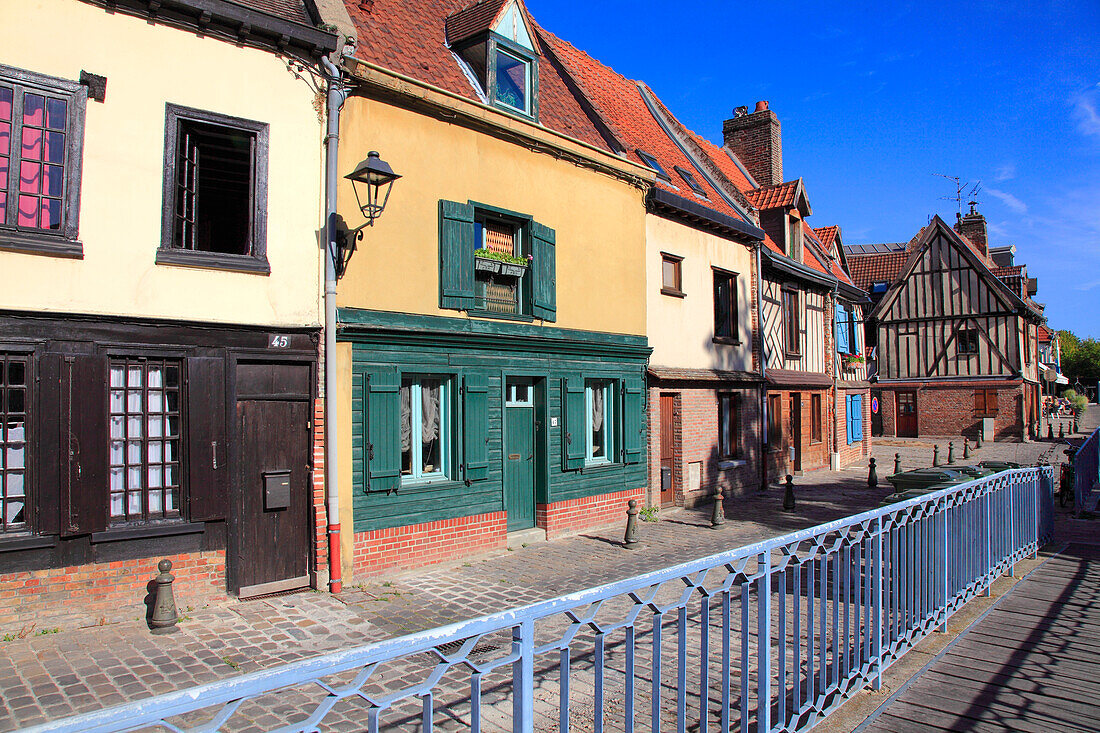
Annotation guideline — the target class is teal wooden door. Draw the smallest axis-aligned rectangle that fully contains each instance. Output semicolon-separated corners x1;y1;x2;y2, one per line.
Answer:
504;380;536;531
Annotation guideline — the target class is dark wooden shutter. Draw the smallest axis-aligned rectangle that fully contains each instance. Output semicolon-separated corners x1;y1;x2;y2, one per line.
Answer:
562;375;584;470
37;355;62;536
463;372;489;481
59;354;109;537
187;356;227;521
439;200;475;310
531;221;556;322
973;390;985;413
986;389;998;413
622;378;644;464
366;369;401;492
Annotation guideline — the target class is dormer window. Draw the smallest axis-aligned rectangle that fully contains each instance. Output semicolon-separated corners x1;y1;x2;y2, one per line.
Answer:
674;166;707;197
787;216;802;260
450;1;539;121
636;150;670;182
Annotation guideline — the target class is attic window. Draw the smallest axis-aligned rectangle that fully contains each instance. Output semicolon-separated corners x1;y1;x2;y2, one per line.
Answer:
871;281;888;294
674;166;706;197
636;150;670;182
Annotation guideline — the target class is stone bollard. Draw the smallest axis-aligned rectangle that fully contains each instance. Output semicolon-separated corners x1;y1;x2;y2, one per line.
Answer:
933;444;940;467
976;430;983;449
1059;422;1065;439
623;499;641;549
894;452;901;475
149;559;179;635
868;457;878;489
947;442;955;464
1048;423;1054;440
710;487;725;528
963;438;971;459
1074;416;1080;434
782;474;796;511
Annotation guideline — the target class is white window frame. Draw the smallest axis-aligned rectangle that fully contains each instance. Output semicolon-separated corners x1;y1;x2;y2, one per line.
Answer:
401;375;449;483
585;379;615;465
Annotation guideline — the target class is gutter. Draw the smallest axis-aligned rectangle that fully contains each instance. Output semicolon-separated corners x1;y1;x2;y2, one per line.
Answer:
761;247;837;290
648;188;764;242
321;55;346;593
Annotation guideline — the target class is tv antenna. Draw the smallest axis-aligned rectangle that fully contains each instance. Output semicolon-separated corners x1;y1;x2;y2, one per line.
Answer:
935;174;981;217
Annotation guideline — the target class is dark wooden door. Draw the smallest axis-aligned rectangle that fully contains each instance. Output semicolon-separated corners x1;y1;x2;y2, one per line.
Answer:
870;389;884;437
236;399;311;596
897;391;918;437
659;394;676;505
789;393;802;472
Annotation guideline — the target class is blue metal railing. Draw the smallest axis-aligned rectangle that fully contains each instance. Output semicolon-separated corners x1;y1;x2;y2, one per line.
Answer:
28;467;1054;733
1075;427;1099;512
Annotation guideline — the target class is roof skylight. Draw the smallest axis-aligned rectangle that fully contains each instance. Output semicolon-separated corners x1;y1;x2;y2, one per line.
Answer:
674;166;706;196
636;150;670;182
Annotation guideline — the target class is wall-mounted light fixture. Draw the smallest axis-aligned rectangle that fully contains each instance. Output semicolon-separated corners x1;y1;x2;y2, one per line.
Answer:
334;150;401;279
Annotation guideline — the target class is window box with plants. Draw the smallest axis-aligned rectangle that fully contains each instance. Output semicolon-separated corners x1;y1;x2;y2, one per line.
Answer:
474;248;530;278
843;353;865;370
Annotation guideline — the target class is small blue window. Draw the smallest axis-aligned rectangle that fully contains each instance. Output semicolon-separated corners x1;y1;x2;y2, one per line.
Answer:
674;166;707;196
636;150;670;182
871;281;888;294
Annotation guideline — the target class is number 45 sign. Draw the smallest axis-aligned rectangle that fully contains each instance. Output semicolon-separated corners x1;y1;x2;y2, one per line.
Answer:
269;334;291;348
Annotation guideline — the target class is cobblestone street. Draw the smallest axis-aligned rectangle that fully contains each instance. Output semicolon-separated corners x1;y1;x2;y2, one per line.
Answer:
0;429;1091;732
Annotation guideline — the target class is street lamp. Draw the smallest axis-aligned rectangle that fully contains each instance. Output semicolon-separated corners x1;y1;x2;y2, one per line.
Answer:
334;150;401;279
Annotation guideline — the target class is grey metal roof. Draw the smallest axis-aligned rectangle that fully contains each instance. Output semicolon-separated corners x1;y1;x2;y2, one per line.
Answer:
842;242;908;255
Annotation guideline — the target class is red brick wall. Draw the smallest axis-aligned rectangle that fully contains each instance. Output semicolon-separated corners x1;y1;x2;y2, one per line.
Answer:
0;550;226;635
537;487;645;539
834;387;872;467
765;388;829;480
351;512;507;578
312;398;328;587
880;383;1024;441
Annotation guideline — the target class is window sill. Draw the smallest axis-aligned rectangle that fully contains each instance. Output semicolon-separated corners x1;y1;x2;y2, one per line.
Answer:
156;248;271;275
0;534;59;553
718;459;746;470
712;336;741;346
91;521;204;544
0;231;83;259
383;477;465;496
784;351;803;359
467;310;535;323
582;459;619;471
660;287;686;299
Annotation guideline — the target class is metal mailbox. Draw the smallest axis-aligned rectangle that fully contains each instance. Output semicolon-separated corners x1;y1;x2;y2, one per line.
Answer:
263;470;291;510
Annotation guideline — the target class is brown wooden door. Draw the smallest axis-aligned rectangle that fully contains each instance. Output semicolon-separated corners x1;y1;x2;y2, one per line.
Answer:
659;393;676;505
789;393;802;472
236;399;311;596
897;391;918;437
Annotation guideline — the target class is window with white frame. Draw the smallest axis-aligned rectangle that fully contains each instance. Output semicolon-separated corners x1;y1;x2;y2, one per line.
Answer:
585;379;615;464
1;354;28;532
109;358;182;524
400;376;449;481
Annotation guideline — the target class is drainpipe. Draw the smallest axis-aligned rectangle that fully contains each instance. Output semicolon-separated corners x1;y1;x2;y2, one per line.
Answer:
829;283;839;468
756;242;767;491
321;55;346;593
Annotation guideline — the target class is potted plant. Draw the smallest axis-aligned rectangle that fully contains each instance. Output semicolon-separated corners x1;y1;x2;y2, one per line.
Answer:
474;249;530;277
843;353;865;370
473;248;502;274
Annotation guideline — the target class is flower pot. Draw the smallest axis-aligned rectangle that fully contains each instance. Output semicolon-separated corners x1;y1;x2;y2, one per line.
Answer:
499;263;528;278
474;257;501;274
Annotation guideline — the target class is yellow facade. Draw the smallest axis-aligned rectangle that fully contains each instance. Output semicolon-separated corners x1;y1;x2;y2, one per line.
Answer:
0;0;325;327
335;93;648;336
645;214;755;372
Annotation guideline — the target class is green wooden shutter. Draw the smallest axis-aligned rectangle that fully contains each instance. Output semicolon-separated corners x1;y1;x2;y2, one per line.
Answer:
366;369;401;493
531;221;556;322
439;200;475;310
622;378;644;464
463;372;489;481
562;375;585;470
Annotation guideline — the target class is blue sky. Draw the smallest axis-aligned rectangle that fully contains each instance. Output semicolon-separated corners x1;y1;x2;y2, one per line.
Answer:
527;0;1100;338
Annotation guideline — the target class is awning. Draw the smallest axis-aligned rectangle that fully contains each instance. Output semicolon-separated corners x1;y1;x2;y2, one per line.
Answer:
1056;374;1069;385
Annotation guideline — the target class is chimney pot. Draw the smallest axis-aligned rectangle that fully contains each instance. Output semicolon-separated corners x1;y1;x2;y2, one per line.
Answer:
755;100;769;112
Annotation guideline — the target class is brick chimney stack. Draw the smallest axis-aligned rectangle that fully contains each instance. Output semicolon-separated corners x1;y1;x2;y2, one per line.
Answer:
723;100;782;187
954;201;988;257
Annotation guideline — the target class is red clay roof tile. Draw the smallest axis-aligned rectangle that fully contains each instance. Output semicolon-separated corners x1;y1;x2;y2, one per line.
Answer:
846;251;909;292
745;180;801;210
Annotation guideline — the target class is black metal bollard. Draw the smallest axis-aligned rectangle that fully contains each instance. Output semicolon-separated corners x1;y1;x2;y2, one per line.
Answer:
1059;422;1065;439
1074;416;1080;434
868;457;878;489
1048;423;1054;440
149;559;179;635
976;430;983;449
963;438;971;459
710;487;725;528
623;499;640;549
932;444;940;467
782;474;796;511
947;442;955;464
894;452;901;475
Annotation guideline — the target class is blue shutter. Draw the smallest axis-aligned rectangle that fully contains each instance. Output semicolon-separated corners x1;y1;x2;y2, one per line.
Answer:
531;221;557;322
835;304;849;355
439;200;475;310
562;375;585;470
366;369;401;492
854;394;863;442
622;377;644;464
845;395;854;445
463;373;490;481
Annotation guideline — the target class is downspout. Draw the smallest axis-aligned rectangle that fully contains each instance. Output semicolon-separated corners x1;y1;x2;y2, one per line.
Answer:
829;282;840;469
321;55;346;593
756;241;767;490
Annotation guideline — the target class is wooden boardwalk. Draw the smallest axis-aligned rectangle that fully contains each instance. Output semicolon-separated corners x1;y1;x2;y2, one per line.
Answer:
857;542;1100;732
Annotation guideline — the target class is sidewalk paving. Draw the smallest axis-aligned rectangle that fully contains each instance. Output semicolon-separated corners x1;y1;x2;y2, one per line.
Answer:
0;435;1085;732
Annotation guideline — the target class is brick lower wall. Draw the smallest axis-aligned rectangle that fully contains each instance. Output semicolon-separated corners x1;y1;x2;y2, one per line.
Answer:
0;549;226;635
312;398;329;588
833;387;872;467
880;383;1024;441
537;487;646;539
351;512;507;578
765;388;830;481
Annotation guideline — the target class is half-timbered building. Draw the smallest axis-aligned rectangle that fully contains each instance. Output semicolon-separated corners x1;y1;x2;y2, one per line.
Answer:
848;209;1047;441
0;0;337;632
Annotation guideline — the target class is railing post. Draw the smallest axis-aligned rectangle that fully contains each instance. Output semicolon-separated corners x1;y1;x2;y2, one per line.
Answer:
512;619;535;733
758;550;772;732
984;487;992;594
939;504;949;632
1009;475;1017;575
873;515;884;690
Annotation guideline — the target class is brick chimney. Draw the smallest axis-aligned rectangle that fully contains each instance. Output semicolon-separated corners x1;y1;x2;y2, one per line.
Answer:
723;100;782;187
954;201;988;257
